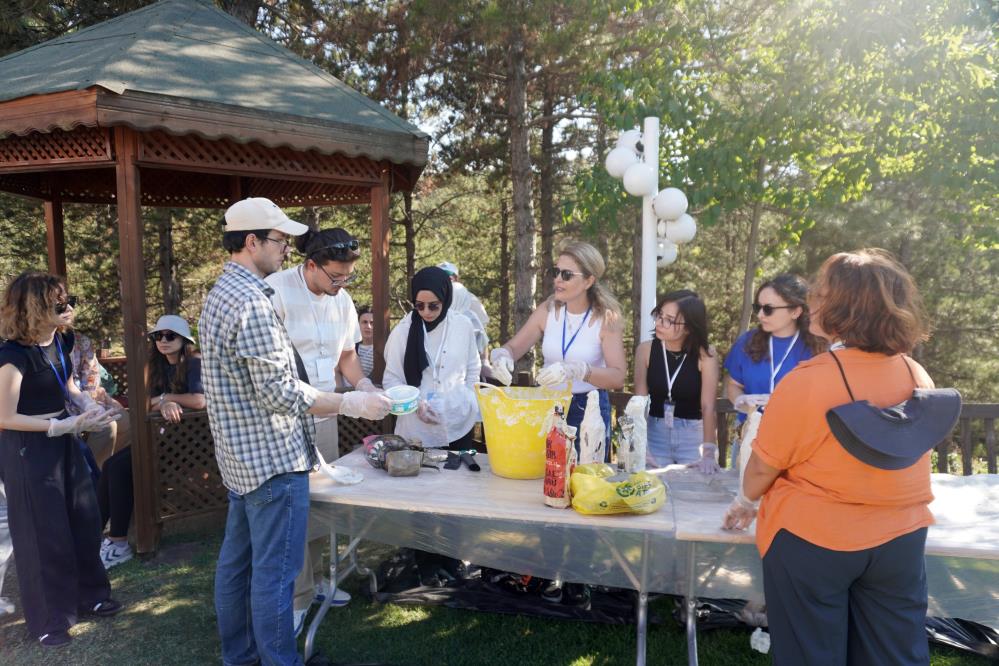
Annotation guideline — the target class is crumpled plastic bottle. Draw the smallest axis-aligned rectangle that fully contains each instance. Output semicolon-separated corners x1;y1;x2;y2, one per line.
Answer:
750;627;771;654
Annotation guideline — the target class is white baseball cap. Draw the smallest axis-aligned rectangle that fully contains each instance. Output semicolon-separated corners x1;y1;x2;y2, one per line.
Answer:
437;261;458;276
224;198;309;236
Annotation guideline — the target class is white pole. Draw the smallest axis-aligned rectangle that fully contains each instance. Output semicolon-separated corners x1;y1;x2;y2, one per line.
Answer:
640;116;659;342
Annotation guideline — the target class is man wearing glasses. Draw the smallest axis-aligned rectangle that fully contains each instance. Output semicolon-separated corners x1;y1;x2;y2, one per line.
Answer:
265;226;382;634
200;198;391;666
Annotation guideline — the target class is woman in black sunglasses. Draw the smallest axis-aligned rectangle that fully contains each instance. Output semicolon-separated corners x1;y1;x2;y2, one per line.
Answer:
723;274;826;465
0;271;123;647
383;266;482;450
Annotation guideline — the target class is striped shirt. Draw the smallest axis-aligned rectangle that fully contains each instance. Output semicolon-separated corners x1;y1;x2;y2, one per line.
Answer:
199;261;319;495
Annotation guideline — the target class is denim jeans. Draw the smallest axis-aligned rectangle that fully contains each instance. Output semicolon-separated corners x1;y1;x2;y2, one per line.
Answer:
646;416;702;466
215;472;310;666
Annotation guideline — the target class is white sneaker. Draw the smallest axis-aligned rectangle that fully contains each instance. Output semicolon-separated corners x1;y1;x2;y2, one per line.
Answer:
0;597;14;615
101;541;133;569
314;579;351;607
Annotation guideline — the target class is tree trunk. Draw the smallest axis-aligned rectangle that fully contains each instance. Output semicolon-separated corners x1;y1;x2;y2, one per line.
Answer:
508;25;537;372
220;0;260;26
738;157;767;332
500;197;511;342
403;190;415;286
538;80;556;301
155;208;181;313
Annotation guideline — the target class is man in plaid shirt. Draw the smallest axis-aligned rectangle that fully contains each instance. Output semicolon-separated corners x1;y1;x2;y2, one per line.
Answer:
200;198;391;666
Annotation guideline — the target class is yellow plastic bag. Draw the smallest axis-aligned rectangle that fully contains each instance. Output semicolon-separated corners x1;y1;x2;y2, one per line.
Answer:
569;464;667;515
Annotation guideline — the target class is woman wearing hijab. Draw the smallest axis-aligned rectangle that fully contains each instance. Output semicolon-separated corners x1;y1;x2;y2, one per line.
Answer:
383;267;481;449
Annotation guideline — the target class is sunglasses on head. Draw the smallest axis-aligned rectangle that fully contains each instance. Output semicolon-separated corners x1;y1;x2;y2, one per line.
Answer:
548;267;586;281
54;295;78;315
307;239;360;258
753;303;797;316
414;301;441;312
149;331;180;342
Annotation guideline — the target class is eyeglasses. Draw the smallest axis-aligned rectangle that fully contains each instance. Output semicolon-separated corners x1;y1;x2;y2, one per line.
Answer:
548;267;586;281
54;295;78;315
414;301;442;312
317;263;358;287
259;235;293;250
655;314;686;328
310;240;359;255
753;303;797;317
149;331;179;342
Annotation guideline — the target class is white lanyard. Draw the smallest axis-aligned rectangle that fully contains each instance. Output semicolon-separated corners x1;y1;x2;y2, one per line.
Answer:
661;342;686;403
299;266;328;356
423;315;450;387
769;331;799;393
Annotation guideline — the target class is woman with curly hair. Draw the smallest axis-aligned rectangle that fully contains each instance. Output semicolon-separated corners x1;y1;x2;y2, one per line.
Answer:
0;271;123;648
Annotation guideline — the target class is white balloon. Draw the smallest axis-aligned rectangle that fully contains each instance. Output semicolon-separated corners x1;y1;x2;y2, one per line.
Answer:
657;240;678;267
665;213;697;244
657;220;666;237
623;162;657;196
615;129;643;153
652;187;688;220
604;147;639;179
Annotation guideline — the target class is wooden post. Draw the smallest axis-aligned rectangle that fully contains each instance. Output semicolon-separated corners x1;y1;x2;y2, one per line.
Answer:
113;127;158;553
44;198;67;278
370;168;391;382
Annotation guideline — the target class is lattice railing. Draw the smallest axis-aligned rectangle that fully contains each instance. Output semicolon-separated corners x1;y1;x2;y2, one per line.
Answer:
138;131;383;184
337;414;394;457
0;126;113;169
150;410;227;521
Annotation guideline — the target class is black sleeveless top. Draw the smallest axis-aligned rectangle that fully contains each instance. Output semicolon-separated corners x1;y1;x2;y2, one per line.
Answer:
647;340;702;420
0;331;75;415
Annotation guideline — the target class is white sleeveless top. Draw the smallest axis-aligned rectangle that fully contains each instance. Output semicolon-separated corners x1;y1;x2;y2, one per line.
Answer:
541;305;605;394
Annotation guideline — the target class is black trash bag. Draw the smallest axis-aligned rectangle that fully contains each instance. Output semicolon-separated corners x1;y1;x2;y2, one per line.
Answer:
668;595;766;631
367;548;659;625
926;617;999;660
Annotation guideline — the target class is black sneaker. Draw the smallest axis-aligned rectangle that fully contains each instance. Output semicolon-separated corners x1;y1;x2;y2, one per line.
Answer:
38;631;72;648
541;579;563;604
563;583;591;608
80;598;124;617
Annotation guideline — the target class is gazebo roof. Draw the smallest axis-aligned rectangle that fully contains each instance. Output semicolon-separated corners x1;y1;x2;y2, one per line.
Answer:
0;0;428;169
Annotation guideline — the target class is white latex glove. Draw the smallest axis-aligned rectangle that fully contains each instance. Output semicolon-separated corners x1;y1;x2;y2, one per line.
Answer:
722;494;759;530
734;393;769;415
355;377;379;393
536;360;588;388
489;348;514;386
687;442;721;475
416;399;441;425
339;391;392;420
72;392;99;413
47;405;113;437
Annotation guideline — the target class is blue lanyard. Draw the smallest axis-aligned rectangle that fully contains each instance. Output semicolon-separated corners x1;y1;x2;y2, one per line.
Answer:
561;306;591;359
38;335;71;398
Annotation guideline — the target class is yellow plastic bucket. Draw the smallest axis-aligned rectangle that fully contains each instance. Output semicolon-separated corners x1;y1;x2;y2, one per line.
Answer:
475;383;572;479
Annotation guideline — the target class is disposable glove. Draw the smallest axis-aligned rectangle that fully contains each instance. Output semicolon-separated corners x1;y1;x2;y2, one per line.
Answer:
489;348;514;386
722;494;759;531
339;391;392;420
734;393;769;415
355;377;379;393
536;360;589;388
47;405;113;437
687;442;721;475
416;400;442;425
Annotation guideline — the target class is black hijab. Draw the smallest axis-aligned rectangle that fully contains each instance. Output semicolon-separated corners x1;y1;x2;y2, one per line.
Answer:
403;267;453;387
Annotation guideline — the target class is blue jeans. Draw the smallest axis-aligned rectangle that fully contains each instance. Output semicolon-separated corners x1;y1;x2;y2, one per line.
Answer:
566;389;611;462
215;472;309;666
647;416;702;466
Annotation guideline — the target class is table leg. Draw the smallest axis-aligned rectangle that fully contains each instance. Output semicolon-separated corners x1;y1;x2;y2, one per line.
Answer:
685;542;698;666
635;590;648;666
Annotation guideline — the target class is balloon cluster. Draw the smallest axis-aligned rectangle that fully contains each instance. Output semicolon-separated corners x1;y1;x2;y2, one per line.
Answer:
605;129;696;267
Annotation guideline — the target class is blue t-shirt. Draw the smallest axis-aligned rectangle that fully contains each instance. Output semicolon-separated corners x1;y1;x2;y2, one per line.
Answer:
724;330;812;422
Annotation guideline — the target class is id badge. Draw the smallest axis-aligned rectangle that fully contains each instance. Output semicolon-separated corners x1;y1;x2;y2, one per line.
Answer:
315;356;335;382
664;402;675;429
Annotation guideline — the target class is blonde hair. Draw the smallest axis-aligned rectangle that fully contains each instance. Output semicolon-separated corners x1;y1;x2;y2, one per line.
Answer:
0;271;67;344
549;239;622;326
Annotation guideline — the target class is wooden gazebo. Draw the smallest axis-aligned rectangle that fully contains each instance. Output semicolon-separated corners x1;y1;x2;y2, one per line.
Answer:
0;0;428;552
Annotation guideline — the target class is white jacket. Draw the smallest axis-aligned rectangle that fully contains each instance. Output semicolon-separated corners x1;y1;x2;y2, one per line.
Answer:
383;311;481;446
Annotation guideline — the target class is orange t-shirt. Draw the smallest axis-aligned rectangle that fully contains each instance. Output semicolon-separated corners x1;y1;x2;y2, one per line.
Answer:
753;349;935;557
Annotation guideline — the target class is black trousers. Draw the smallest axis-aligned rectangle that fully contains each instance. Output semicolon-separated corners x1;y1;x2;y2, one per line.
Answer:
97;446;133;538
0;429;111;637
763;527;930;666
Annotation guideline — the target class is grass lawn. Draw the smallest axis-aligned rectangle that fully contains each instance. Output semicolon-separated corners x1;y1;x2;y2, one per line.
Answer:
0;522;990;665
